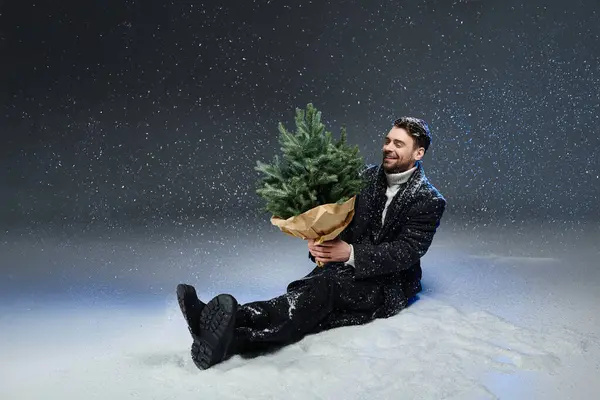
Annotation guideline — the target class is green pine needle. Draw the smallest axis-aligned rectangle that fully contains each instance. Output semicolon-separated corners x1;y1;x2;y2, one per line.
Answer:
254;103;368;219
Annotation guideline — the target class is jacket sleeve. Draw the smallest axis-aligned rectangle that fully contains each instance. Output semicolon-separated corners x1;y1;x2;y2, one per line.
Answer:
351;197;446;280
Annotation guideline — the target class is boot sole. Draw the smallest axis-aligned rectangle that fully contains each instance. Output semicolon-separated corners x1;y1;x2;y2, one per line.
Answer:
176;284;202;337
191;294;237;370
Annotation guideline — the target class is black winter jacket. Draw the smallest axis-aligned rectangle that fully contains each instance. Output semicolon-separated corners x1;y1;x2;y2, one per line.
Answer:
309;160;446;288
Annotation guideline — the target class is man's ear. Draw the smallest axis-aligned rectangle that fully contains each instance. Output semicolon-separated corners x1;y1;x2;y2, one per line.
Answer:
414;147;425;161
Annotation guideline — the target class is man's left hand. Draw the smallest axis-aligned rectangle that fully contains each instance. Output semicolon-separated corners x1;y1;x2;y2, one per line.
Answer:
308;237;351;264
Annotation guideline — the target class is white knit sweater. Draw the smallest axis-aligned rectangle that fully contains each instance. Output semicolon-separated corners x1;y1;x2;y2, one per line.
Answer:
345;165;417;267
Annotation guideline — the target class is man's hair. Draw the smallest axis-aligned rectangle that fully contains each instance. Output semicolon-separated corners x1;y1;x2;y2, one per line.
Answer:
393;117;432;154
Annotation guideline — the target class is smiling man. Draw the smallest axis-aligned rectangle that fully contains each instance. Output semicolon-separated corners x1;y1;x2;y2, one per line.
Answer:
177;116;447;370
383;121;423;173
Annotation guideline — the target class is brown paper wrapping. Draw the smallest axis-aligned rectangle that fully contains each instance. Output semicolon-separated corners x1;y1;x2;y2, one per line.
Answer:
270;195;356;267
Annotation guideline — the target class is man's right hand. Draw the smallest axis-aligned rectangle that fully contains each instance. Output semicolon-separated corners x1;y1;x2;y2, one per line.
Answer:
308;238;351;263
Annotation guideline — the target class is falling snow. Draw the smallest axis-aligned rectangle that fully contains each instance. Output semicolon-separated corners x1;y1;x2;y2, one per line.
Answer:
0;1;598;398
0;0;598;233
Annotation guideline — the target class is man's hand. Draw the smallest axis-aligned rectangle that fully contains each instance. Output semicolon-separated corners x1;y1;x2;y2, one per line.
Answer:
308;237;351;263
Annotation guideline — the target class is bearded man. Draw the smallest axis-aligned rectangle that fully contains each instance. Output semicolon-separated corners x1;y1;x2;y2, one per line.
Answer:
177;117;446;370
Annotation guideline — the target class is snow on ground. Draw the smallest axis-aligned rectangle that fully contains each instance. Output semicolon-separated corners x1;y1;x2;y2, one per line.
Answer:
0;217;599;399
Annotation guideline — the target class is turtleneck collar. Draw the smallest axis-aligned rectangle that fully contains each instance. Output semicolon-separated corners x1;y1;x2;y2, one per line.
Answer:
384;165;417;187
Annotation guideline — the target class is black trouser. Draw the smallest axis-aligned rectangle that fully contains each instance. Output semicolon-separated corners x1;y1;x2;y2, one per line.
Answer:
229;264;393;355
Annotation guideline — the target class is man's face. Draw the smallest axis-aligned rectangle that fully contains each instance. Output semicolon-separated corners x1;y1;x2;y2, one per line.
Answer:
381;126;424;173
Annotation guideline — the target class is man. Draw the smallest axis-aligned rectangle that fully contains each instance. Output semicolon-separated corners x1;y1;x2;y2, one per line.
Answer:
177;116;446;370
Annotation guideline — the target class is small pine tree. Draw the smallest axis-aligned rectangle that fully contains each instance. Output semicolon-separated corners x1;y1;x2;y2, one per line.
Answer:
255;103;368;220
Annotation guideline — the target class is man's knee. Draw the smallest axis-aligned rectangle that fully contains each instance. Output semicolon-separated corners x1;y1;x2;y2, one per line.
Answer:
287;267;337;293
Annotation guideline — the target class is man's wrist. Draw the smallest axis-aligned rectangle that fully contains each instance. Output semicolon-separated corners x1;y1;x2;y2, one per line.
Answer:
345;243;355;266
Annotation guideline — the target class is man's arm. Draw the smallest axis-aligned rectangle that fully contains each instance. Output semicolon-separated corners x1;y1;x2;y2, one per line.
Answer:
351;197;445;280
308;163;375;265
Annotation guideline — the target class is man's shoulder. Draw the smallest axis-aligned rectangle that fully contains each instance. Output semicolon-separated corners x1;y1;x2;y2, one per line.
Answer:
412;172;446;218
420;177;445;203
361;163;379;177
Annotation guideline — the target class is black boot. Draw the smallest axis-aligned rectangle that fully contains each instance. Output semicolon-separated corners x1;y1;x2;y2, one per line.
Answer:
191;294;238;370
176;283;205;337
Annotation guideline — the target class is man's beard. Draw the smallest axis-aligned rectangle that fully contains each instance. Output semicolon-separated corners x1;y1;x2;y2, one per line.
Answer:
382;156;415;174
